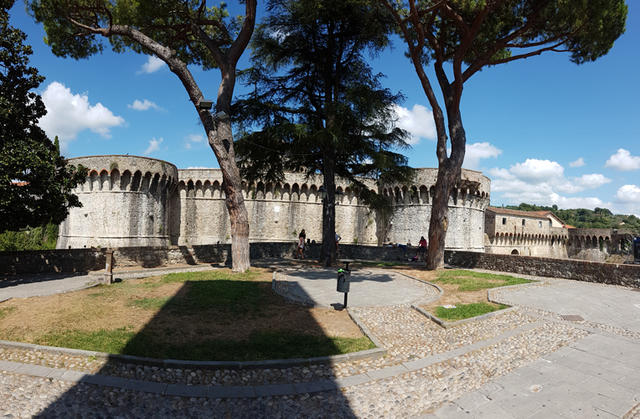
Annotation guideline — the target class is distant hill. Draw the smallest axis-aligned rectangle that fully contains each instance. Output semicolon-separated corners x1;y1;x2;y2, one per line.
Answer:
504;203;640;234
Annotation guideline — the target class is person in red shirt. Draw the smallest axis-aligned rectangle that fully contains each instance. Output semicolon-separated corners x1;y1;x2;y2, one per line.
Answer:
416;236;427;261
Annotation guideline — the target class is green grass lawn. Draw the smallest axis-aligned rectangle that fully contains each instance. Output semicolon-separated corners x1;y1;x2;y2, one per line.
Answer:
2;269;374;361
34;327;374;361
435;269;533;291
435;302;510;321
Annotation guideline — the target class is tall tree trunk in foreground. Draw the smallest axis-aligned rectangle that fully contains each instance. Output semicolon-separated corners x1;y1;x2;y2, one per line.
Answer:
321;150;337;267
207;69;250;272
36;1;257;272
426;104;466;270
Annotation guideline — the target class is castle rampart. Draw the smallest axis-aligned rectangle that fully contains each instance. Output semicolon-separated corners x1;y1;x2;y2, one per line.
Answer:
57;155;179;249
59;156;491;251
567;228;636;262
380;169;490;250
484;207;569;258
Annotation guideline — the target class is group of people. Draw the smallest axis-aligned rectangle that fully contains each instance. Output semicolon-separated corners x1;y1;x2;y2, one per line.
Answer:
296;229;341;259
296;230;427;261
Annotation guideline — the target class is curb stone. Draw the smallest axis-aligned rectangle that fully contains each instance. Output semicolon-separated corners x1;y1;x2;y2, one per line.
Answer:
0;270;386;370
346;309;387;356
0;320;545;399
393;271;443;306
411;304;518;329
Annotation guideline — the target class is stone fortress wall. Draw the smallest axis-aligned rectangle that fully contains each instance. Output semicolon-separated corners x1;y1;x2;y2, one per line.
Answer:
57;156;178;249
381;169;490;251
566;228;636;262
484;207;569;258
57;155;490;251
58;155;630;263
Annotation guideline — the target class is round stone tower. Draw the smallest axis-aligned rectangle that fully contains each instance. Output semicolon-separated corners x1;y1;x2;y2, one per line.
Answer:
57;155;178;249
380;168;491;251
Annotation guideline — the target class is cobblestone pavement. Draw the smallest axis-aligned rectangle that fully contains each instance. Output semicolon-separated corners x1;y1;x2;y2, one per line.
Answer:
0;270;639;417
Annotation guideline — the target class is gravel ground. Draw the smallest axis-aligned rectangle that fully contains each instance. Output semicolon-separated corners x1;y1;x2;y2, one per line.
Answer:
1;271;637;417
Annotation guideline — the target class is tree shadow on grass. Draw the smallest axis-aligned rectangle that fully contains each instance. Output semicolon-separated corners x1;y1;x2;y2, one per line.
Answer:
35;272;361;417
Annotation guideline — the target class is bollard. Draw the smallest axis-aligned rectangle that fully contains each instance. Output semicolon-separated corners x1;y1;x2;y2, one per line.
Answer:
104;249;114;284
337;259;353;308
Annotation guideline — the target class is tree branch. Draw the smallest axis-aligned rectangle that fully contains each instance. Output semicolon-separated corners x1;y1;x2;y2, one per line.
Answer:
227;0;257;66
487;40;567;65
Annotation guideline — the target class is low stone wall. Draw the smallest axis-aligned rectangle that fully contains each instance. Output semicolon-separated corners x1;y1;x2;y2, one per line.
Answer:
0;243;415;277
445;250;640;289
0;249;105;276
6;245;638;289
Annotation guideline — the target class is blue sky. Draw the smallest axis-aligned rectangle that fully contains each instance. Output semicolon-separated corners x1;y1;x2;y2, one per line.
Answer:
9;1;640;216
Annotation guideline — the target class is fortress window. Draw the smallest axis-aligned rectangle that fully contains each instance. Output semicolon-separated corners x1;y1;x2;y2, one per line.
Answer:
539;221;542;228
502;217;506;225
522;219;526;226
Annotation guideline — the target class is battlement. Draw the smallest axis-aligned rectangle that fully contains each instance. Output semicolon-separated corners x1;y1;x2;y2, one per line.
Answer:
69;155;178;194
59;156;490;250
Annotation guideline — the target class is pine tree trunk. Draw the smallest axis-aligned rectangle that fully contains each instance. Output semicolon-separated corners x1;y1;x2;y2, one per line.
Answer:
426;166;454;269
320;154;337;267
425;104;466;270
210;115;250;273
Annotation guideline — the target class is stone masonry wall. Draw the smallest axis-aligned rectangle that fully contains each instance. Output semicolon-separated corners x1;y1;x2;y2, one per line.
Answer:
445;250;640;289
1;243;411;277
4;245;639;291
0;249;105;276
368;168;490;249
59;156;491;252
58;156;179;249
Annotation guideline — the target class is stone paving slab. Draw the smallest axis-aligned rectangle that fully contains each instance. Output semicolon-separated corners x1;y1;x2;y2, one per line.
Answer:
275;267;439;307
491;278;640;333
431;333;640;418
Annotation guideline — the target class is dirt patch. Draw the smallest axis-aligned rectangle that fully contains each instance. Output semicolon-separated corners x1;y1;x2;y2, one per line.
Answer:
389;267;506;313
0;267;363;345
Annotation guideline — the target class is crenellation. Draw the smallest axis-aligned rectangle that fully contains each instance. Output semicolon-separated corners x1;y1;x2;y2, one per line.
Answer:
60;155;608;260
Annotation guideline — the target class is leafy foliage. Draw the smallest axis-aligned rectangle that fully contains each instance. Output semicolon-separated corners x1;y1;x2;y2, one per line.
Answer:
29;0;242;69
380;0;627;269
0;2;85;233
505;203;640;233
0;222;58;251
234;0;412;186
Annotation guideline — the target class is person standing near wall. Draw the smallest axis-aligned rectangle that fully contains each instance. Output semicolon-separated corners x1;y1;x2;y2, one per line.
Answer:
417;235;427;261
298;229;306;259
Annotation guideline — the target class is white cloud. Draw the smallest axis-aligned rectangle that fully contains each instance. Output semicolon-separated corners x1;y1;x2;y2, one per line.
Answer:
184;133;205;149
574;174;611;189
548;194;608;209
39;81;124;149
569;157;585;168
555;173;611;194
463;142;502;170
605;149;640;171
138;56;165;74
393;104;436;145
144;137;163;155
128;99;160;111
615;185;640;203
489;158;611;210
510;159;564;183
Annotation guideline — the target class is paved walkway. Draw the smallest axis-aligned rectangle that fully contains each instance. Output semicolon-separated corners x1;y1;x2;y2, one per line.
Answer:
429;278;640;418
274;267;440;307
492;279;640;333
0;266;639;417
0;273;97;301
